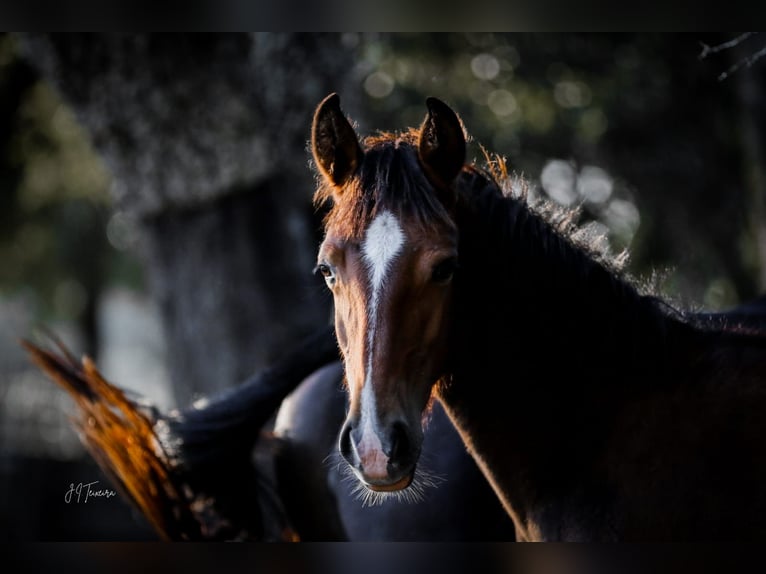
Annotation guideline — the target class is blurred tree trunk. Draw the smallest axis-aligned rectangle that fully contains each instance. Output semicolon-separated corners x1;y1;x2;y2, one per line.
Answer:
20;34;361;404
736;57;766;293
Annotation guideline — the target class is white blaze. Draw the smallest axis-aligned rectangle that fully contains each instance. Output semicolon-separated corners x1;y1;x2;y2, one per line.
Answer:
357;210;405;475
363;210;406;300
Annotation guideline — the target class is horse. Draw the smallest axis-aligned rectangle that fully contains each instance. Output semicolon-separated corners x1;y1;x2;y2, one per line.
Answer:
310;92;766;541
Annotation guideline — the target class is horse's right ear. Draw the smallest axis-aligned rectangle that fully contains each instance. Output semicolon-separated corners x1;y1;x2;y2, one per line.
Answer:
312;93;363;191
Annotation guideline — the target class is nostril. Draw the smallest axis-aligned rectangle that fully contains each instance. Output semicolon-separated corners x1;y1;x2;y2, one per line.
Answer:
388;422;410;466
339;422;355;463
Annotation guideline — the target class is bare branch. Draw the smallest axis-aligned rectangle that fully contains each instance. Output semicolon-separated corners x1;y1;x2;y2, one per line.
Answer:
718;43;766;81
699;33;756;60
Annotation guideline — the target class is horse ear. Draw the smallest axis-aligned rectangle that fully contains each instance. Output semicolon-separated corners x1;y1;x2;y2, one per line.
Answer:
312;93;363;190
418;97;466;191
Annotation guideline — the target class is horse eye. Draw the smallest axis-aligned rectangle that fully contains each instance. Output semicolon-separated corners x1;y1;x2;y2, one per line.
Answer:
315;263;336;285
431;258;458;284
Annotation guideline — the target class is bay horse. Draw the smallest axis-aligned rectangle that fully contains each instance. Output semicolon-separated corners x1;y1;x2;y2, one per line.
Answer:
310;92;766;541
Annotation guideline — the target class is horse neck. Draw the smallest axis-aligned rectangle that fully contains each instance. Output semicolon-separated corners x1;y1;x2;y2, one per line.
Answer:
449;184;691;389
438;182;698;533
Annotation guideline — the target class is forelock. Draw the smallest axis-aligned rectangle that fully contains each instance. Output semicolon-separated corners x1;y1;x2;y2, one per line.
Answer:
315;132;453;241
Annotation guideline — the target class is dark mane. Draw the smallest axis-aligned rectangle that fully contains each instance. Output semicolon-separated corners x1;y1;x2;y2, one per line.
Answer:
456;160;766;341
448;165;699;388
456;164;641;304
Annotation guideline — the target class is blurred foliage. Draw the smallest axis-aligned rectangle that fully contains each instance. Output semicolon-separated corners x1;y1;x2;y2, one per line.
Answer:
351;33;652;255
11;82;110;209
0;32;763;335
0;34;143;335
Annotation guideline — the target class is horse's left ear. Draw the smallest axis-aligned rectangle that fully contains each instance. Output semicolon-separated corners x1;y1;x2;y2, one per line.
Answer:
418;97;466;193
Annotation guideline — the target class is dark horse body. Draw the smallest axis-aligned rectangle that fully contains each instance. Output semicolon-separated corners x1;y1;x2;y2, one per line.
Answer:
272;362;514;540
310;93;766;541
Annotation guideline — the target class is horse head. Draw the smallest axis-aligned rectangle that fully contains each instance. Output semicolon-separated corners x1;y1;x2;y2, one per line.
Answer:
311;93;466;493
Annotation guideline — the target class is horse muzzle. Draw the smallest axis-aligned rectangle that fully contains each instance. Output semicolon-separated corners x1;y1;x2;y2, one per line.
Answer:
339;418;420;491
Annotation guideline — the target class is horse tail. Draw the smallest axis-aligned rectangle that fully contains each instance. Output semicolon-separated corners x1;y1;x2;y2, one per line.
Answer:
22;325;339;541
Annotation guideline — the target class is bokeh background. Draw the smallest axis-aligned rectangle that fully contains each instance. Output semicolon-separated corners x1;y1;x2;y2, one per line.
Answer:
1;33;764;540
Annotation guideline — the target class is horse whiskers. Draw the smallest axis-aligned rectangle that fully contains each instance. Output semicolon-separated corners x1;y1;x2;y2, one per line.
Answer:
334;459;445;508
320;431;447;507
